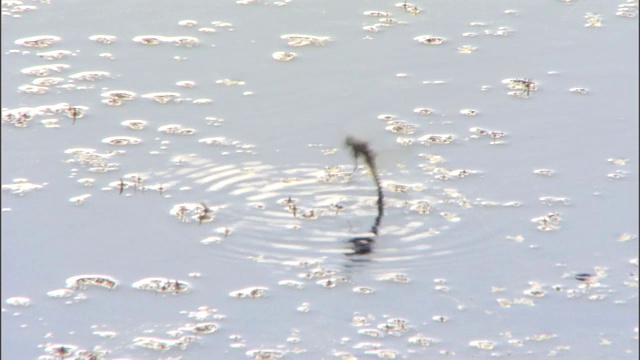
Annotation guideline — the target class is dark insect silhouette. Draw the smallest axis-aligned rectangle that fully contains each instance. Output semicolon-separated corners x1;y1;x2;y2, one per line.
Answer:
67;105;81;125
344;136;384;255
511;78;535;97
118;178;125;195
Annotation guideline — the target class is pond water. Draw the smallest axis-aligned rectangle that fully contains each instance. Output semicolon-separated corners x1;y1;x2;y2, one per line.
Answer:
2;1;638;359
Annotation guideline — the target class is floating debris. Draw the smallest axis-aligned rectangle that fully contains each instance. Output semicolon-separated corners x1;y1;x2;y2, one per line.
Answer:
378;318;409;335
607;171;627;179
469;340;495;350
608;158;629;166
66;275;118;290
377;114;397;121
211;20;234;28
618;233;636;242
177;80;196;88
193;98;213;104
101;90;136;101
21;63;70;76
363;10;392;17
358;328;384;338
47;289;74;298
484;26;512;36
170;202;216;223
69;71;111;81
533;169;554;176
414;35;445;45
101;136;142;145
132;35;167;45
181;322;219;334
396;1;421;14
540;196;570;206
158;124;196;135
409;334;438;347
246;349;286;359
185;306;223;322
133;335;197;351
376;273;409;283
93;331;118;339
531;212;561;231
216;78;245;86
178;19;198;27
229;286;268;299
529;333;556;342
121;119;147;130
396;137;414;146
584;13;602;27
419;153;445;164
385;120;416;134
503;78;536;97
36;49;73;60
14;35;61;48
419;134;454;145
132;278;190;293
506;235;525;243
364;349;397;358
40;118;59;128
523;281;546;297
6;297;31;307
89;34;116;44
281;34;331;47
278;280;305;289
141;92;180;103
317;276;350;288
353;286;375;294
18;84;48;94
408;200;432;215
174;36;202;46
65;148;119;171
352;313;374;327
413;107;433;116
440;212;460;222
199;27;217;33
569;87;589;94
457;45;478;53
422;80;446;85
272;51;296;61
69;194;91;205
301;266;338;280
32;77;64;86
2;179;45;195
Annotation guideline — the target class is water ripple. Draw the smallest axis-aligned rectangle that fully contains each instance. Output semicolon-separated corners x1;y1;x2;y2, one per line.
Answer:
156;153;499;270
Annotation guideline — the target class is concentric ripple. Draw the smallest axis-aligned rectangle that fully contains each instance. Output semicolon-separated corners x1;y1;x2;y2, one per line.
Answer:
156;154;495;268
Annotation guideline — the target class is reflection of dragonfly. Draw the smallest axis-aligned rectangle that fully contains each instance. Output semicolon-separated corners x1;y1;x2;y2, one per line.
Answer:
344;137;385;256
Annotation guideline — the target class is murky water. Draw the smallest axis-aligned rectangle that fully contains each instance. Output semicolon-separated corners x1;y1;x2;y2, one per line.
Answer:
2;1;638;359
